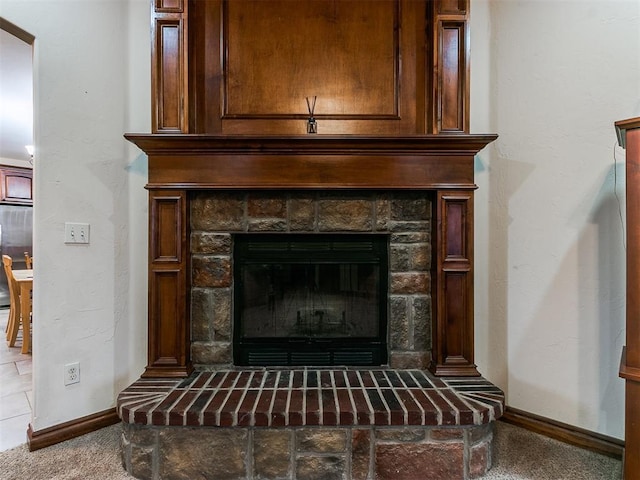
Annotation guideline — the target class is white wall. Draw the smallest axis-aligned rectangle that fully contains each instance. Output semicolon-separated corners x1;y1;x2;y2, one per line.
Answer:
0;0;637;441
0;0;149;430
472;0;640;439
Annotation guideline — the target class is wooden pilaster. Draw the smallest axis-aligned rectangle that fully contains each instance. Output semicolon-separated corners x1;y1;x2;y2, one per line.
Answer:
430;189;479;376
144;188;192;377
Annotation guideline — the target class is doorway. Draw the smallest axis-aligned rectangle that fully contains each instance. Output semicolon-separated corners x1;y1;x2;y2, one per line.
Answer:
0;17;34;452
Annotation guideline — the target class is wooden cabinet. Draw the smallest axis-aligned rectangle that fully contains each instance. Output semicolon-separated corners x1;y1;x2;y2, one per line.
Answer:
151;0;470;136
616;117;640;480
0;166;33;205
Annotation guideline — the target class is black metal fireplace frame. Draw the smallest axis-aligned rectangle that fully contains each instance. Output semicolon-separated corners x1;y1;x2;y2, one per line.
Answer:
233;233;389;366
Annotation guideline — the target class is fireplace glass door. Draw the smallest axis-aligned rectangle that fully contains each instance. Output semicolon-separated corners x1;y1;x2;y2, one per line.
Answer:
234;234;388;366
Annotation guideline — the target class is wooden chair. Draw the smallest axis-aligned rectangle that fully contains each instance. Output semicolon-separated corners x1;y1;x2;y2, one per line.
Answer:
3;255;22;346
3;255;31;351
24;252;32;269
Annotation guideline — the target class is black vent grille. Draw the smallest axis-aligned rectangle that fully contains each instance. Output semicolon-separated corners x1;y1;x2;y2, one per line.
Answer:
333;351;374;366
247;351;289;366
291;352;332;365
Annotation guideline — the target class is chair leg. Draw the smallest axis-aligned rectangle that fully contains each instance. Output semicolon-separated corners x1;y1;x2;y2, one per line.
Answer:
5;306;14;339
7;308;20;347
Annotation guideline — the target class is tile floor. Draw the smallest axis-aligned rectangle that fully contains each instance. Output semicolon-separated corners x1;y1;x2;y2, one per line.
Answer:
0;307;32;451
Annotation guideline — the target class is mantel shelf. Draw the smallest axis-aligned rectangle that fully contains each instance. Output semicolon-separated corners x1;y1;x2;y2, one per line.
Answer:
126;133;498;191
125;133;498;156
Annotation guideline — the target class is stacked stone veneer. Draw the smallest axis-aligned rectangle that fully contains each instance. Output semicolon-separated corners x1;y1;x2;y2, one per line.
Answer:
190;190;433;369
121;422;493;480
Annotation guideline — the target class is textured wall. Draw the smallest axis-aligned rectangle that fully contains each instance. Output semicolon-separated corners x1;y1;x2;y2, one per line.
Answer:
471;0;640;439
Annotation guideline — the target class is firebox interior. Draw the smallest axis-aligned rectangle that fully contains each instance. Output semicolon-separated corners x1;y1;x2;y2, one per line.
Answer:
233;233;388;366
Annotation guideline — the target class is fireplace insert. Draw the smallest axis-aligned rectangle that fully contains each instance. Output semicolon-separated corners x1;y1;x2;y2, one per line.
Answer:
233;233;388;366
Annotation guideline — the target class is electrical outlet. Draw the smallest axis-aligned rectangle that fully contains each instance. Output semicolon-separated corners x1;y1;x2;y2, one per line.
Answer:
64;222;90;244
64;362;80;385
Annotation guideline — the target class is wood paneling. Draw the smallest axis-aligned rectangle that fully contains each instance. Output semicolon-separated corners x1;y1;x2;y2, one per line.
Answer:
188;0;222;133
224;1;398;118
616;117;640;479
430;190;477;376
155;0;183;13
152;1;188;133
151;196;182;261
152;270;179;358
189;0;431;135
429;1;469;133
153;0;471;135
439;23;466;132
146;190;191;377
438;0;467;15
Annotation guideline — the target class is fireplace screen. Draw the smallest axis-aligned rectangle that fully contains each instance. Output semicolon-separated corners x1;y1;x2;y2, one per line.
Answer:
234;234;388;366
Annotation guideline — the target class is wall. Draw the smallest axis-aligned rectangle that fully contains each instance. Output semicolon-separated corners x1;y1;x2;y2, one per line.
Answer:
0;0;637;441
0;0;150;430
472;0;640;439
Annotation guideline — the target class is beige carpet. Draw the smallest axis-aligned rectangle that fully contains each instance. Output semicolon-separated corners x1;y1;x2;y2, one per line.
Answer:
0;421;622;479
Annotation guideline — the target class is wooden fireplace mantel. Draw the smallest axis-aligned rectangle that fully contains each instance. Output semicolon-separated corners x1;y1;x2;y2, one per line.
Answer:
126;134;497;190
130;0;493;380
126;133;497;378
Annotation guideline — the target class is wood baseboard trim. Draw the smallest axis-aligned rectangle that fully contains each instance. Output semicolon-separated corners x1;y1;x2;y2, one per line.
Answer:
500;406;624;459
27;408;120;452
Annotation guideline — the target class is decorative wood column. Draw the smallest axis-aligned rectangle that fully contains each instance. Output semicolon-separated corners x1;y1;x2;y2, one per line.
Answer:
429;0;470;133
616;117;640;480
144;188;192;377
429;189;478;376
151;0;188;133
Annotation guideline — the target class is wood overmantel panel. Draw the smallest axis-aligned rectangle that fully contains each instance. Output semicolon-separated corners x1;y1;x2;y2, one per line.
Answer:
157;0;470;135
133;0;496;379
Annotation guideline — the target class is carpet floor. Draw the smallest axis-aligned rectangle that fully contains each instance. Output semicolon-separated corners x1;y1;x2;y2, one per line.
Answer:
0;421;622;479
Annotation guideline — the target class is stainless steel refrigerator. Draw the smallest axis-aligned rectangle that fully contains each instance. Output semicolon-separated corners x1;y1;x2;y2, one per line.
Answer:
0;204;33;307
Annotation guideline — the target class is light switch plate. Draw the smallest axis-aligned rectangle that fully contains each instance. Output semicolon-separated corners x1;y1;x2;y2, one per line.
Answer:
64;222;90;244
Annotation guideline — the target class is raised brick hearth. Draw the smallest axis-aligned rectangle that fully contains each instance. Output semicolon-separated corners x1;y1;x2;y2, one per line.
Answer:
118;369;504;479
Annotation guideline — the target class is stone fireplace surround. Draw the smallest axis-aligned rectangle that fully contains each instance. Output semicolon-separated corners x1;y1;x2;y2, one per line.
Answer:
118;134;502;479
189;190;432;370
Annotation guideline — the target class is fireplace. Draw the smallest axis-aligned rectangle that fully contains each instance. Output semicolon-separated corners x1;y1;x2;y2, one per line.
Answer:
120;135;502;480
126;134;496;378
118;2;504;477
233;233;388;367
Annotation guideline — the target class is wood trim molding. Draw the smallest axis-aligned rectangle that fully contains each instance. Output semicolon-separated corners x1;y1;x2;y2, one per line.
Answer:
0;18;35;45
27;408;120;452
620;346;640;382
500;406;624;460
